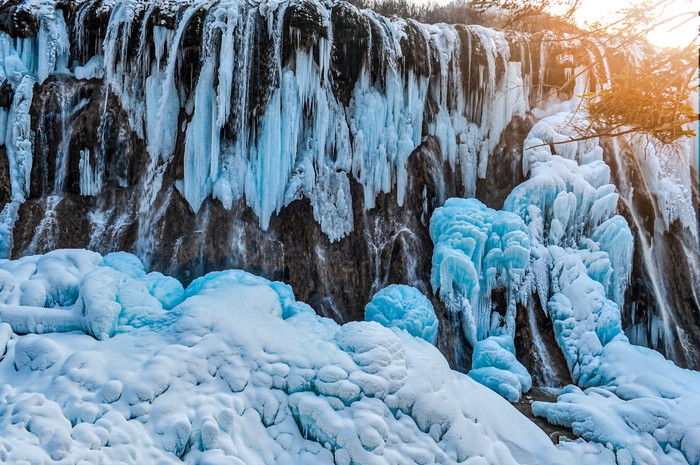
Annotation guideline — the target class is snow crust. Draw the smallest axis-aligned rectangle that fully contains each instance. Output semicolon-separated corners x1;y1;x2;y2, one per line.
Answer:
0;248;616;465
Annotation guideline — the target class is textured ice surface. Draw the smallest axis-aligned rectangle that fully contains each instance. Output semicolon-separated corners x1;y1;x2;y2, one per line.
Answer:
469;335;532;402
430;197;530;346
0;249;617;465
364;284;438;344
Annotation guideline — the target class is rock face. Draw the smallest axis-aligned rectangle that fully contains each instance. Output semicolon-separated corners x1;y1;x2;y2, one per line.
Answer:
0;0;697;379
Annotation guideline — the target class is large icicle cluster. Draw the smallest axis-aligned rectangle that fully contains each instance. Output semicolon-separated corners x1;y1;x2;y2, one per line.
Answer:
0;248;617;465
0;0;535;249
430;197;530;346
429;197;531;401
0;3;69;255
97;0;529;241
505;110;634;386
431;104;700;464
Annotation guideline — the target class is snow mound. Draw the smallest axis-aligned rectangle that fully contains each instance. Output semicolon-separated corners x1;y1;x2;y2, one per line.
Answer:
364;284;438;344
0;248;615;465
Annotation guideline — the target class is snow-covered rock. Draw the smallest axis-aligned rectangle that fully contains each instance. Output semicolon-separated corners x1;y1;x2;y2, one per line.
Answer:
0;249;616;465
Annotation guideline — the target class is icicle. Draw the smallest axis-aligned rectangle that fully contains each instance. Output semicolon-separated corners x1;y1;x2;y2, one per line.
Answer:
79;149;103;197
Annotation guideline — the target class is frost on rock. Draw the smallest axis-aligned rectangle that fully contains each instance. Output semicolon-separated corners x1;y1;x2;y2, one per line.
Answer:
364;284;438;344
0;248;616;465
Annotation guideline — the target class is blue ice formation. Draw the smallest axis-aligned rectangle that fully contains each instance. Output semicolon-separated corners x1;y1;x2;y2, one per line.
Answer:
429;108;700;464
0;5;70;257
430;197;530;346
0;0;533;251
508;112;634;308
364;284;438;344
468;335;532;402
0;249;183;339
429;109;635;398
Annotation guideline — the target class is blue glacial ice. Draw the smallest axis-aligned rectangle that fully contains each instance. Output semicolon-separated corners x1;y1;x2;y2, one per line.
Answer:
364;284;438;344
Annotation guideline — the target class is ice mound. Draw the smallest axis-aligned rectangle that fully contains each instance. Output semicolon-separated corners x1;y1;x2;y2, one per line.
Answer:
364;284;438;344
0;248;617;465
468;335;532;402
533;341;700;465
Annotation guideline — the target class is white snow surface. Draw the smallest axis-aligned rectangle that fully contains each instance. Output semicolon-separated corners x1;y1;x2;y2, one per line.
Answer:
0;249;616;465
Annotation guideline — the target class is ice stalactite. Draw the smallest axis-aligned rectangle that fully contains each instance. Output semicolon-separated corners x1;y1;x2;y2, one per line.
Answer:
0;6;69;258
14;0;535;247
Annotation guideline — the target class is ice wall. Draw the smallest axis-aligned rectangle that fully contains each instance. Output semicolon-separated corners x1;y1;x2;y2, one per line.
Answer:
0;0;540;250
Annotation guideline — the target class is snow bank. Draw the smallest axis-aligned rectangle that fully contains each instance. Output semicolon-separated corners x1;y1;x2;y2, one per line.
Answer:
0;248;615;465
